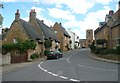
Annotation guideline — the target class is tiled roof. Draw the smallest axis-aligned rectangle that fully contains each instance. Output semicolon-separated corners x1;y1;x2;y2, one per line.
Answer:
19;19;43;41
36;19;60;42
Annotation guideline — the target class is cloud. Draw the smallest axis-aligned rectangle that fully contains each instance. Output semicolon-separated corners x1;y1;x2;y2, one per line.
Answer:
92;0;113;4
0;0;16;2
64;6;111;39
39;0;94;14
48;8;75;21
22;6;54;27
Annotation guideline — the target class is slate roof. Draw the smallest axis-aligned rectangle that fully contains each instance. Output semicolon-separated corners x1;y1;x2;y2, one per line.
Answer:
36;19;59;42
94;23;107;34
18;19;43;41
111;17;120;28
55;22;71;38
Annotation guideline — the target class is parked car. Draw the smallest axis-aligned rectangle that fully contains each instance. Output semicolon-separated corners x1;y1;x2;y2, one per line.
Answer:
47;51;63;60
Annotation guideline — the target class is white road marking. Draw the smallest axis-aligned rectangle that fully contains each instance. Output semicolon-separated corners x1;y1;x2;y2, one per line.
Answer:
67;55;73;63
70;79;80;82
78;64;117;72
47;71;52;74
60;76;68;79
38;61;80;82
43;69;48;72
52;73;58;77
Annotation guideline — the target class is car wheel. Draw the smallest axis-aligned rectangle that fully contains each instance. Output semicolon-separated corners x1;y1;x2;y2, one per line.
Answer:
56;56;59;59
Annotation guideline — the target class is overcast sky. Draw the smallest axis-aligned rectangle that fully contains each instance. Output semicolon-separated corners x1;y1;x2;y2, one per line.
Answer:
1;0;119;39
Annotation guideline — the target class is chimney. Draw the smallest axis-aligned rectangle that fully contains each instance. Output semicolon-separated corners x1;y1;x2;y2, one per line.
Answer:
41;20;44;23
109;10;114;16
30;9;36;20
59;22;62;25
15;9;20;21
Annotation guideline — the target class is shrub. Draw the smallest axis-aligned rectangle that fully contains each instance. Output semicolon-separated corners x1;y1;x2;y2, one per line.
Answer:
108;49;115;54
115;46;120;55
30;54;36;59
99;49;109;55
30;53;39;59
44;50;50;56
89;44;95;52
58;48;62;52
44;39;52;49
34;54;39;58
93;47;107;54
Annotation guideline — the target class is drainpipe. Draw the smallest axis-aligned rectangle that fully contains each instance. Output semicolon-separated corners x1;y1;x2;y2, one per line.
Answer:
108;25;112;49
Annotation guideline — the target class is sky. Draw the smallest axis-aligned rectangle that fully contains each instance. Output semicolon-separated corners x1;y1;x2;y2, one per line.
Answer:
0;0;119;39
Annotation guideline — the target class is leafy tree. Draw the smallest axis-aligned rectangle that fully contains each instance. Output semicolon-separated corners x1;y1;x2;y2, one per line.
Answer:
44;39;52;49
0;14;3;26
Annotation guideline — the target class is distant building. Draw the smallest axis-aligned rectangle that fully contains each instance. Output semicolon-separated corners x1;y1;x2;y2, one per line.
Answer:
79;39;87;48
67;29;75;49
75;34;80;48
86;29;93;47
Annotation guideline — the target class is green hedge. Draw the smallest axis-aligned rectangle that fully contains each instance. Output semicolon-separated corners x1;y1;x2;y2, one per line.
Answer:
44;50;50;56
30;53;39;59
115;46;120;55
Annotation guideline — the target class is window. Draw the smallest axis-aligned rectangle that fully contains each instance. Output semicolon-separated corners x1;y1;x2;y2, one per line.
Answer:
65;37;66;40
13;38;18;43
55;31;57;34
118;39;120;45
15;50;20;55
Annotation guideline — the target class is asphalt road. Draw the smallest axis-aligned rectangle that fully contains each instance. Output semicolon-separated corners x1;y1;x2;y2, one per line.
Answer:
2;48;119;82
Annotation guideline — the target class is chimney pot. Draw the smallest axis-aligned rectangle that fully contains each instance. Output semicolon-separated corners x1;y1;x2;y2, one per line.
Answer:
41;20;44;23
29;9;36;20
15;9;20;21
17;9;19;13
59;22;62;25
33;9;35;12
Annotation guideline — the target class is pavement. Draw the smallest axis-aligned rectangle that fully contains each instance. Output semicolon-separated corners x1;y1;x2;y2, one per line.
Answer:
86;48;120;64
1;49;119;75
0;56;47;75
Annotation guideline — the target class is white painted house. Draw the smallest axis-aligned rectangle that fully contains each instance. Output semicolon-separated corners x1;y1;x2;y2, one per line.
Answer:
67;29;75;49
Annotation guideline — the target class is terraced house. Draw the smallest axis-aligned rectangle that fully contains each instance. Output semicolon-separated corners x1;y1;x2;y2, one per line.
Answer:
2;9;43;63
29;9;60;51
53;22;71;52
2;9;60;63
94;1;120;49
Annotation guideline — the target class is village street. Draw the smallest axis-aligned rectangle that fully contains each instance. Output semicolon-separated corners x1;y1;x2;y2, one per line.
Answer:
2;48;119;82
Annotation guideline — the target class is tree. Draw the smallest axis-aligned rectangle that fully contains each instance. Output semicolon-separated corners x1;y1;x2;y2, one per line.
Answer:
44;39;52;49
0;14;3;26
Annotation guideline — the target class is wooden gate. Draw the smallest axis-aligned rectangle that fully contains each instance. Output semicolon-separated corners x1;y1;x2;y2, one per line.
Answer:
11;52;28;63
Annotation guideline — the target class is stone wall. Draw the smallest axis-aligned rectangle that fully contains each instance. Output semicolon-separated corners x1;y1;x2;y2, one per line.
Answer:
1;53;11;65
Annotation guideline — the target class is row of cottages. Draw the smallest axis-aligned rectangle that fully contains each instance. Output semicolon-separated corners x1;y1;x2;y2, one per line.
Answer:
94;1;120;49
2;9;61;63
